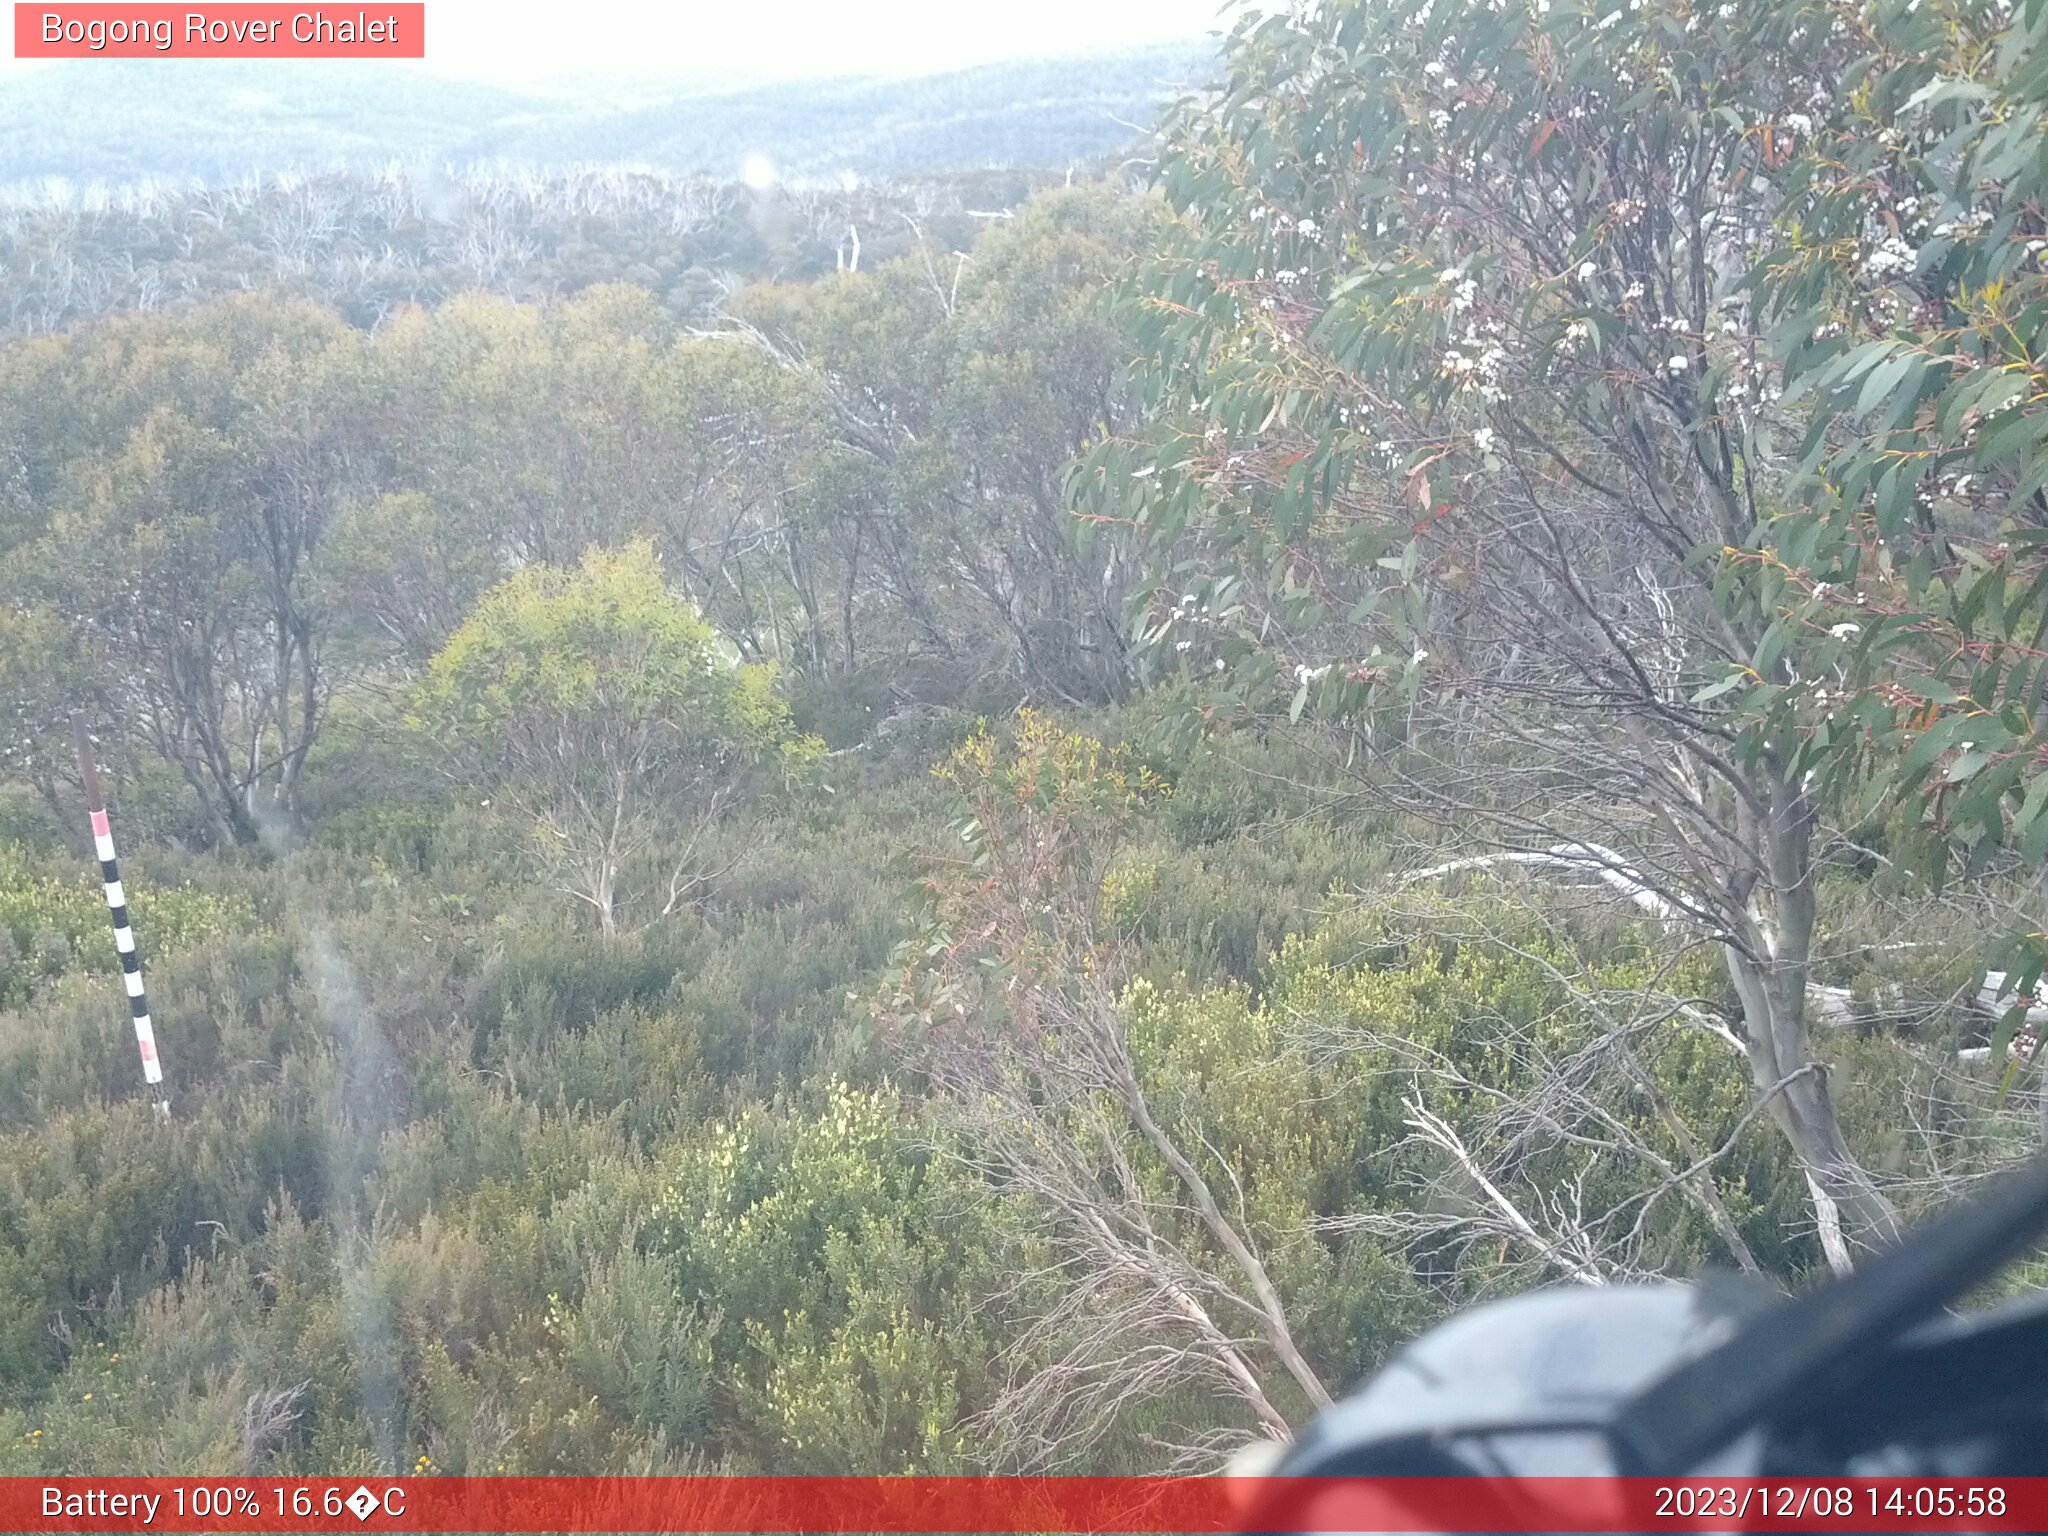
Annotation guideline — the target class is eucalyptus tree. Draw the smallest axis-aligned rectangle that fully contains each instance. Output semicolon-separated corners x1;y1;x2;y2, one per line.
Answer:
728;188;1155;697
1077;0;1902;1261
414;542;809;936
9;295;371;844
1727;0;2048;1069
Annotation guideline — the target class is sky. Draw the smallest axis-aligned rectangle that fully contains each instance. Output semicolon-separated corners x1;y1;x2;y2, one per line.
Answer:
3;0;1235;83
435;0;1232;81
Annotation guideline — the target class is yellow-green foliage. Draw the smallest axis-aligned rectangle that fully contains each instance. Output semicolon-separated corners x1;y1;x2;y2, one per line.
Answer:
1113;892;1795;1316
411;540;822;930
0;844;254;1007
940;709;1169;827
651;1082;995;1471
417;540;794;750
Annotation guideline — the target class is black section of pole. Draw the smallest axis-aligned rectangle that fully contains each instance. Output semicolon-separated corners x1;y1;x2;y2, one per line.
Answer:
69;714;169;1119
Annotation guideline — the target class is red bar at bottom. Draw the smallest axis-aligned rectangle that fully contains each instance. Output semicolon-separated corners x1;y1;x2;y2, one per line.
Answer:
6;1475;2044;1533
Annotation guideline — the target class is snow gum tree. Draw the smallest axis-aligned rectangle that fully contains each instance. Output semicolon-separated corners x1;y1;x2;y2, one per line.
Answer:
415;541;810;936
1722;2;2048;1068
1077;0;1907;1263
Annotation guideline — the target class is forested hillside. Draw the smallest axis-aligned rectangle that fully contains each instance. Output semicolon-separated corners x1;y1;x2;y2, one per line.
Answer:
6;0;2048;1481
0;162;1074;334
0;46;1211;184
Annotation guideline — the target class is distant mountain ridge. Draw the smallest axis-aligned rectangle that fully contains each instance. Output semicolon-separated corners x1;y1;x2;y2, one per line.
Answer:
0;44;1216;186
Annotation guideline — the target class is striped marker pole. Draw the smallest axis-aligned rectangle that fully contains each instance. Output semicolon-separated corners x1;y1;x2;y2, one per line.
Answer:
71;715;168;1117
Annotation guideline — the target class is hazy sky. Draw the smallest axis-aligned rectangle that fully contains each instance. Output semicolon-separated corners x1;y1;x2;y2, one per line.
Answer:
5;0;1233;82
452;0;1229;80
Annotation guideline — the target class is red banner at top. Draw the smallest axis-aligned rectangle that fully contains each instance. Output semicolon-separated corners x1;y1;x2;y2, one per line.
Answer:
14;4;424;57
